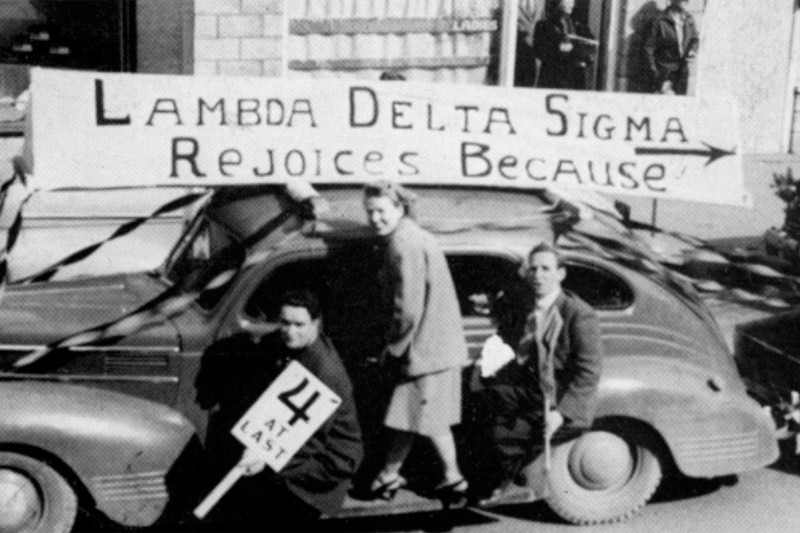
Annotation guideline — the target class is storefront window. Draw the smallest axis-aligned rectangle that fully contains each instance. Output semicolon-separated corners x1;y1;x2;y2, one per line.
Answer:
513;0;604;91
0;0;134;103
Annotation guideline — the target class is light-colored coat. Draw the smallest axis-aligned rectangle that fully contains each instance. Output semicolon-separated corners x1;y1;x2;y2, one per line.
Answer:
383;217;469;376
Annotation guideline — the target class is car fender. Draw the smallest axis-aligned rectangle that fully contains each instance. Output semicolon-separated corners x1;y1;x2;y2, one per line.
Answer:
0;381;196;527
596;356;779;478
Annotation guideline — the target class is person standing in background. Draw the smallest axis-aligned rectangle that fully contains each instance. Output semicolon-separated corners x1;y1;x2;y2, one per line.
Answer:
533;0;595;90
515;0;541;87
643;0;699;95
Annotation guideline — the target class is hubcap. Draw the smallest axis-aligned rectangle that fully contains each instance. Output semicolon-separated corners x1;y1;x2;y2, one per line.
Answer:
567;432;634;491
0;469;41;532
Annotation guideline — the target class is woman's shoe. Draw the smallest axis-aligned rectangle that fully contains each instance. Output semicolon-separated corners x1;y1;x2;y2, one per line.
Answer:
368;473;407;501
434;478;469;507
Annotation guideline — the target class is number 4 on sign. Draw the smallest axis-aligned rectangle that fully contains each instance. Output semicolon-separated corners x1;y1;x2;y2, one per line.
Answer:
194;360;341;519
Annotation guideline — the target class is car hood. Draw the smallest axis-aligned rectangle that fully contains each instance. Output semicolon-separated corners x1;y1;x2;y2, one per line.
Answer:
0;273;180;349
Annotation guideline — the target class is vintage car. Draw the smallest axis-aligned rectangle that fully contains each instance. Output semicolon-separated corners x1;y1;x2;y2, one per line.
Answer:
0;184;779;532
734;308;800;438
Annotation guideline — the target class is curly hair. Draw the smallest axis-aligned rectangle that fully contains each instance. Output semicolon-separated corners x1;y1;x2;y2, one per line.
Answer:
362;179;418;219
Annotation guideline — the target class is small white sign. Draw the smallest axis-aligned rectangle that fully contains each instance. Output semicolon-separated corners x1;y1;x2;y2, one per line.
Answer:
230;360;341;472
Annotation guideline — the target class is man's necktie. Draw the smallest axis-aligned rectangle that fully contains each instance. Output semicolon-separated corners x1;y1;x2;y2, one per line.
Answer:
537;305;563;404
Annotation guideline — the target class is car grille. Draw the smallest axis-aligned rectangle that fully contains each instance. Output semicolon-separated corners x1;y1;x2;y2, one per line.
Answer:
91;471;168;502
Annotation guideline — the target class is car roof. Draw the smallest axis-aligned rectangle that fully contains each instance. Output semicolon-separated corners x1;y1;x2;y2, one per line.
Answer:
207;184;568;246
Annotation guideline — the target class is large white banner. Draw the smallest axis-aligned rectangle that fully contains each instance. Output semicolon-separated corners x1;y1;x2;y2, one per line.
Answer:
30;68;748;205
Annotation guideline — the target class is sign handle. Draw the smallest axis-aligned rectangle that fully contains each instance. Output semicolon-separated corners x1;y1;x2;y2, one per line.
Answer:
193;464;246;520
542;396;552;498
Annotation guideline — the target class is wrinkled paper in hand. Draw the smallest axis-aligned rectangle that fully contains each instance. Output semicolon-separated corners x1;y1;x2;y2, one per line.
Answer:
479;334;515;377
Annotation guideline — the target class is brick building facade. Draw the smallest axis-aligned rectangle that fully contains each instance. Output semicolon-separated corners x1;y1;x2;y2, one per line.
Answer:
2;0;800;239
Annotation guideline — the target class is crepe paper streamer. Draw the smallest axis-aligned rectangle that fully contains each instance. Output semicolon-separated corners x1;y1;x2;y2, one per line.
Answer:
13;264;239;368
16;190;210;284
684;248;730;265
12;204;297;369
762;297;791;309
0;163;31;304
729;288;760;302
736;262;784;279
692;279;725;293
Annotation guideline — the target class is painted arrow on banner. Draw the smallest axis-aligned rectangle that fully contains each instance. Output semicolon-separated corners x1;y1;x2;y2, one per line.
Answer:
634;142;736;166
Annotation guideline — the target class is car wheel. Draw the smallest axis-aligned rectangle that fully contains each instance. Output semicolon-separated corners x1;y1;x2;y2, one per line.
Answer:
544;430;662;525
0;452;78;533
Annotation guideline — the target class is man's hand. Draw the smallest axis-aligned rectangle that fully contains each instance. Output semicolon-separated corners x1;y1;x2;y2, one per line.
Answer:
545;409;564;439
238;448;267;477
660;80;675;95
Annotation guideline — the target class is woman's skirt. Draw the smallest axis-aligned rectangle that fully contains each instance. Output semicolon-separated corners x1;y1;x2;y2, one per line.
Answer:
384;367;461;436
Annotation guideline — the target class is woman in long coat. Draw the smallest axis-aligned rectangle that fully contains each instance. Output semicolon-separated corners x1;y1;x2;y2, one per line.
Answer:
362;180;469;503
533;0;594;90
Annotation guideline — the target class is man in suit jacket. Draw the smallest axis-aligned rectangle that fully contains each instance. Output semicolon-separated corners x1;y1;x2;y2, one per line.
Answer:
477;242;603;503
195;289;363;529
643;0;699;95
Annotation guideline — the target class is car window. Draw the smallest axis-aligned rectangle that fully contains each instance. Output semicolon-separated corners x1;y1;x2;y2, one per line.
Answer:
562;261;634;310
164;214;244;310
247;251;523;320
445;254;523;317
244;243;388;364
246;252;631;326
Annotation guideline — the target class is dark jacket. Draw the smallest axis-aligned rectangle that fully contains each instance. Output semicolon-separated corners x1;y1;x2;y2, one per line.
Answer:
196;331;363;515
494;287;603;426
381;217;469;376
532;14;595;90
643;8;699;88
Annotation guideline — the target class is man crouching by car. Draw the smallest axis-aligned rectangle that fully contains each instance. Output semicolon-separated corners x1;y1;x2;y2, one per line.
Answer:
195;289;363;530
475;243;603;506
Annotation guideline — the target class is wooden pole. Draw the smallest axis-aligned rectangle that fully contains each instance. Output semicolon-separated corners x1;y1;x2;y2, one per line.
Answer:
542;395;552;497
651;199;659;235
498;0;520;87
193;464;247;520
603;0;623;91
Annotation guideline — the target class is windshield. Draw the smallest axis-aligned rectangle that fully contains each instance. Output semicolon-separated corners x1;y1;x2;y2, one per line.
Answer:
162;210;244;305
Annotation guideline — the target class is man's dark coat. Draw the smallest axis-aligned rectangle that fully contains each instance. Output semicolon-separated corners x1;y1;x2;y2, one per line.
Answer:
643;8;699;94
532;14;595;90
196;331;363;518
493;287;603;427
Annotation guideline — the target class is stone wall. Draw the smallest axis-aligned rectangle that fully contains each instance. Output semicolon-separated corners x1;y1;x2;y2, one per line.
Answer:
696;0;795;154
183;0;795;241
610;153;788;241
193;0;284;77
